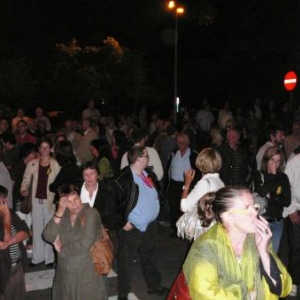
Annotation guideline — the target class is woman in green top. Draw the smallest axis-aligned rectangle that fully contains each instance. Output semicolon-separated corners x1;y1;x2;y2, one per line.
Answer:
43;184;107;300
90;139;113;180
183;187;292;300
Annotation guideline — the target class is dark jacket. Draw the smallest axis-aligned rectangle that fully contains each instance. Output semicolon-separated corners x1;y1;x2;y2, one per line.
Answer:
0;211;29;294
252;170;291;219
106;166;161;230
49;162;82;203
218;143;249;186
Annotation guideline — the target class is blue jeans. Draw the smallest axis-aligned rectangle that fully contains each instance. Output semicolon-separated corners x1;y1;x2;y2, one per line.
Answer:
269;219;283;253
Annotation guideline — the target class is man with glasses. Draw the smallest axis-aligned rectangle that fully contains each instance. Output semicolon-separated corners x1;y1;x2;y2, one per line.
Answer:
108;146;167;300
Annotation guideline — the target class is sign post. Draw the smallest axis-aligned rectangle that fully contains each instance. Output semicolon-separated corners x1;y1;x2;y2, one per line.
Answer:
284;71;297;113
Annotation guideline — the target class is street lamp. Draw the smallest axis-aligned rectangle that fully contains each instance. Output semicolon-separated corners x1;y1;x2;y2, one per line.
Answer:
168;1;184;124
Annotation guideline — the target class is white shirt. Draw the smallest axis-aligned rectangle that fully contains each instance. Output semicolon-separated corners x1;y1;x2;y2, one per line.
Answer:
283;154;300;217
180;173;225;212
170;148;191;182
80;183;98;208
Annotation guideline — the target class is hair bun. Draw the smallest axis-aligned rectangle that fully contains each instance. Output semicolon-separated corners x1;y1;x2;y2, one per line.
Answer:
198;192;216;227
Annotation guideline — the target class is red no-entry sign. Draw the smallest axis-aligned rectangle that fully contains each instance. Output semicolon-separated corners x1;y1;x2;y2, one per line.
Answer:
284;71;297;91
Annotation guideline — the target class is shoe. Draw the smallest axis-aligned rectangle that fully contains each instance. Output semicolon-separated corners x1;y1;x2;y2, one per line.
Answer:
148;286;169;296
29;261;45;267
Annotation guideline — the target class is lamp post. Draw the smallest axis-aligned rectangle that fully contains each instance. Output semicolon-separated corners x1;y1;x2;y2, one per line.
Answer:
168;1;184;124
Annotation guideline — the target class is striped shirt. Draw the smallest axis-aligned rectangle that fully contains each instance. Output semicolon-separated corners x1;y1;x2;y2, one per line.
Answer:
9;224;21;264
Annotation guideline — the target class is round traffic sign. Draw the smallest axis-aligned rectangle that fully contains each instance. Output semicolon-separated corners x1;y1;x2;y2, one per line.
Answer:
284;71;297;91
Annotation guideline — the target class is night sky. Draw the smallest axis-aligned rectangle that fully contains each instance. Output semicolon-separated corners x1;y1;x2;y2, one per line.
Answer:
1;0;300;110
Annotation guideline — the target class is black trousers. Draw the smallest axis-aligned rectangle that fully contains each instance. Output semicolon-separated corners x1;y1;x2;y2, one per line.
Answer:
167;180;184;228
285;216;300;285
117;221;161;297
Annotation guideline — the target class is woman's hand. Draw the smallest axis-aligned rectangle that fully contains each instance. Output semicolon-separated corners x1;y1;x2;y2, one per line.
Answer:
184;169;195;186
289;211;300;225
53;235;62;252
253;216;272;253
56;196;68;216
20;189;29;197
123;222;135;232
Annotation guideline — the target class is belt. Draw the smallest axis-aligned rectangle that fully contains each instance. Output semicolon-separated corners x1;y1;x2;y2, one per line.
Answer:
11;259;21;267
265;218;283;223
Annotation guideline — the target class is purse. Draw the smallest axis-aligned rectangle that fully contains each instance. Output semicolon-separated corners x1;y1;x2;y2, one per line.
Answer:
176;179;213;241
90;226;114;275
20;195;32;214
250;172;267;215
20;176;33;214
166;270;191;300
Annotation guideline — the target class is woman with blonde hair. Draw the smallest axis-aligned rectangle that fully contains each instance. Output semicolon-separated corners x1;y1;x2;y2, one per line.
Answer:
181;148;224;213
177;148;224;240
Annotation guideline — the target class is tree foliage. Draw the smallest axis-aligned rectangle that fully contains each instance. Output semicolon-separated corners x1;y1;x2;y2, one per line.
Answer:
0;56;37;109
47;37;161;115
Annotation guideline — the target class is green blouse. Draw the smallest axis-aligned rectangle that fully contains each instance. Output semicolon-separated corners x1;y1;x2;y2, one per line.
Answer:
183;223;292;300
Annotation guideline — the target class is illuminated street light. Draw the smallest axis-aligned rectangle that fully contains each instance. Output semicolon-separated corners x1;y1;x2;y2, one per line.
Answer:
167;1;184;124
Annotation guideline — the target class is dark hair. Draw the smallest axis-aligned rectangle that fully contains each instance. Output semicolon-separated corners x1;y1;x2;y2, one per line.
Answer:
0;185;8;198
113;130;126;147
57;184;79;198
268;125;284;140
131;129;147;144
1;132;16;145
55;140;76;166
17;119;27;127
82;160;100;174
127;146;145;164
38;136;53;148
198;187;248;227
90;139;110;159
20;143;38;159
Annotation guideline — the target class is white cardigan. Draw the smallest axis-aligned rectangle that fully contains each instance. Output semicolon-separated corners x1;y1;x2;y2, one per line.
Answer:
180;173;224;213
21;157;60;210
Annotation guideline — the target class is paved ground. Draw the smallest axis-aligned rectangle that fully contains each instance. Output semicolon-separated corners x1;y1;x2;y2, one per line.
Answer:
24;224;189;300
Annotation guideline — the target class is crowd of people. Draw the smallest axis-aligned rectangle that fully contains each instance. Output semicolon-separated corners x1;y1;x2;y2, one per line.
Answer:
0;97;300;299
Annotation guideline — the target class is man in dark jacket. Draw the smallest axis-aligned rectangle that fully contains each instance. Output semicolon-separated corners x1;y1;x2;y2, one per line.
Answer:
108;146;167;300
0;185;29;300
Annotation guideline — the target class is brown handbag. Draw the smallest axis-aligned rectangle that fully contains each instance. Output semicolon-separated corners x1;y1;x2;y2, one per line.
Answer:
20;195;32;214
90;226;114;275
20;176;33;214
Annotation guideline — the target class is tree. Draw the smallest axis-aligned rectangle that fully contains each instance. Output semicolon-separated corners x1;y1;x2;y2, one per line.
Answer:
0;56;37;109
47;37;162;116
